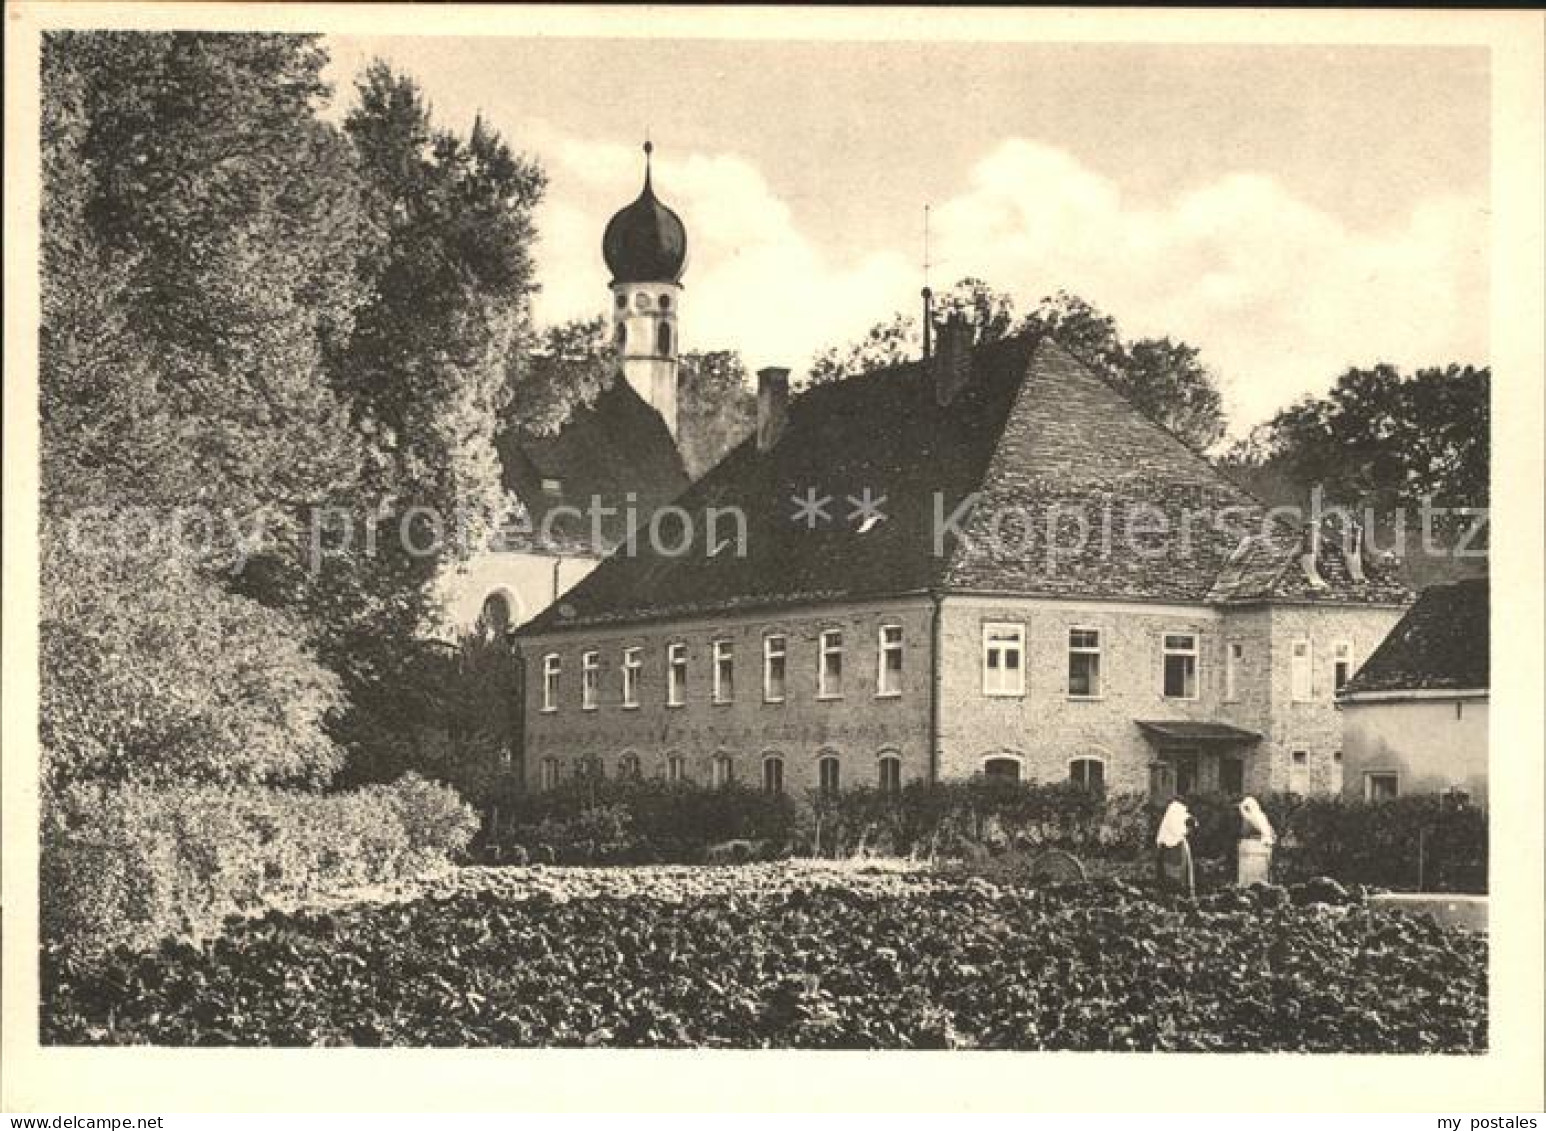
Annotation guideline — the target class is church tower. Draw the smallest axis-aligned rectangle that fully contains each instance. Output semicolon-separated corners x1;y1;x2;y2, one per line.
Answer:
602;141;687;438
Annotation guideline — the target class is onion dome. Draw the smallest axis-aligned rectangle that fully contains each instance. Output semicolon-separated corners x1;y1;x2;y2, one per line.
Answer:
602;141;687;284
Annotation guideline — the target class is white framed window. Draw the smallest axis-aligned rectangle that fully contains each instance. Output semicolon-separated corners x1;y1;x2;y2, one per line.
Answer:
762;755;785;795
1067;627;1102;698
540;653;560;713
666;642;687;707
539;757;560;790
1290;638;1313;702
1364;771;1399;802
621;647;641;708
665;753;686;783
1224;641;1243;702
1162;632;1199;700
617;752;641;780
763;634;787;703
877;624;903;697
712;640;735;703
1332;641;1354;693
817;753;841;795
818;629;844;699
983;622;1025;696
878;753;902;794
712;753;735;788
581;650;600;711
1069;756;1105;791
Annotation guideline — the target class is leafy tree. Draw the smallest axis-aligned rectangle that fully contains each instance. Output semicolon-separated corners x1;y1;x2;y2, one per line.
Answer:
315;62;546;781
805;311;920;388
802;282;1227;450
39;536;345;791
1219;364;1489;512
39;32;377;789
505;315;617;437
41;31;377;567
678;350;756;478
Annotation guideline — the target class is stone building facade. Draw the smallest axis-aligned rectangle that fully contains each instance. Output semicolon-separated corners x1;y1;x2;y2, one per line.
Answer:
516;329;1410;798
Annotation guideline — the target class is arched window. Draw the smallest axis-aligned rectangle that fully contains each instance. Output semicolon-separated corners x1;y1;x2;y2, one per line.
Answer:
878;752;902;795
1069;755;1105;792
658;293;672;311
578;754;604;781
982;755;1022;782
818;753;841;796
540;757;561;791
478;590;514;638
617;752;641;781
656;322;672;356
712;753;735;788
762;754;785;795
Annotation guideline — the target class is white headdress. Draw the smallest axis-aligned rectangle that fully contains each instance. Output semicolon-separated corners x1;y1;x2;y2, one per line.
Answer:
1155;799;1192;848
1239;795;1275;846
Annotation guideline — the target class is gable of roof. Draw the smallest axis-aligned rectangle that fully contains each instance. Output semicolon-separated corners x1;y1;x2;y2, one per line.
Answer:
517;332;1407;634
497;377;688;554
1341;577;1489;695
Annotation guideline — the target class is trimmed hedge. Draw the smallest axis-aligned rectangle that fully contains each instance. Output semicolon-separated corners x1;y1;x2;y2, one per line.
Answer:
490;780;1486;892
42;773;479;962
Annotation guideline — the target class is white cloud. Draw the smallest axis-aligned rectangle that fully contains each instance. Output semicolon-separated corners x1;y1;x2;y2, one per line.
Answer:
531;132;1487;430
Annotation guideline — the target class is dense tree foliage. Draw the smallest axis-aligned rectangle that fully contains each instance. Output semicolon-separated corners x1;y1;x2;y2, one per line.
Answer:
803;281;1228;451
40;32;376;788
39;34;543;790
1219;364;1490;512
678;350;756;478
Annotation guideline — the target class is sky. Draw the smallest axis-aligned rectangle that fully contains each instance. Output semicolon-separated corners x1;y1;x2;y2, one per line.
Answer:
323;35;1489;433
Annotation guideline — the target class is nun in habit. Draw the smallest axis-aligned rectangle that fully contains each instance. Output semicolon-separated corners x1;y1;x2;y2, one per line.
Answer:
1154;798;1196;895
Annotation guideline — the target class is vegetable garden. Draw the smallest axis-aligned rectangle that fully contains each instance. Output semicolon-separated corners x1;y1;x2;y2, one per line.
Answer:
43;861;1487;1051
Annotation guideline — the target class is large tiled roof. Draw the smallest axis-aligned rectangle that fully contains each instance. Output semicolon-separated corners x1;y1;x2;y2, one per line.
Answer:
518;333;1408;634
497;378;688;555
1341;578;1489;695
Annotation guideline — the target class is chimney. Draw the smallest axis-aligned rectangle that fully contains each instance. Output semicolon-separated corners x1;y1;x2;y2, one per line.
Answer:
1343;522;1368;583
757;366;790;452
1299;521;1328;589
932;312;972;406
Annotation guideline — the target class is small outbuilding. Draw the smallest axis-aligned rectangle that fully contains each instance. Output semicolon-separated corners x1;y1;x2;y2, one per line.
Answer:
1337;577;1489;803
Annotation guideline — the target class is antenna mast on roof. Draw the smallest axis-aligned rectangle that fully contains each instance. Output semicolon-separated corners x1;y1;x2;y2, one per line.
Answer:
921;204;934;361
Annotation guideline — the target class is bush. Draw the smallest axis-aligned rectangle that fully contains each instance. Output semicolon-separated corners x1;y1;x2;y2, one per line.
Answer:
494;779;797;863
1264;793;1486;892
490;779;1486;893
42;775;479;963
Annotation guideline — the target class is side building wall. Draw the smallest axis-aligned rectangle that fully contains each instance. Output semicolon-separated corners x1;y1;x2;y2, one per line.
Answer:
519;598;934;793
1341;697;1488;803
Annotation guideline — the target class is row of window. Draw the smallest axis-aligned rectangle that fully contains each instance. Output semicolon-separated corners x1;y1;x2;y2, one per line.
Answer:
535;750;1108;794
989;625;1355;702
539;626;1357;713
541;626;903;713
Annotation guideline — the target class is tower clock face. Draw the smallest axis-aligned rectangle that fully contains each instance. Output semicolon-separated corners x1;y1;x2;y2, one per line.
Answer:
634;292;651;311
